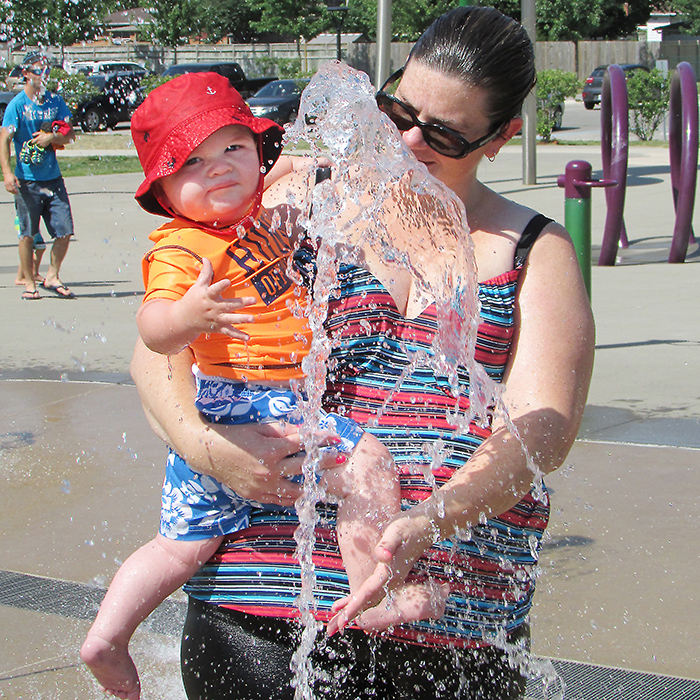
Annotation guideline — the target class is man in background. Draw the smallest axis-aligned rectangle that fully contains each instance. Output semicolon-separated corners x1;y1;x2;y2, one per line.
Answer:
1;52;76;299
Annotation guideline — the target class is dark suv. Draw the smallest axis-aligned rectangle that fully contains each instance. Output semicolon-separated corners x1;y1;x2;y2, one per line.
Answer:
74;72;144;131
160;62;274;98
582;64;650;110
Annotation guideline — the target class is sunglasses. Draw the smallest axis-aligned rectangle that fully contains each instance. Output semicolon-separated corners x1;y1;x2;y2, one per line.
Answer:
375;68;503;159
25;67;49;76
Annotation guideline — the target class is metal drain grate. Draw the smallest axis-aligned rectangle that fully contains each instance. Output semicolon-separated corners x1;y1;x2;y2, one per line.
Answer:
0;569;186;636
2;569;699;698
525;657;700;700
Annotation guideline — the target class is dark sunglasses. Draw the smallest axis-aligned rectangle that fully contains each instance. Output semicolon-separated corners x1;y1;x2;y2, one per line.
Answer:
25;67;48;76
375;68;503;159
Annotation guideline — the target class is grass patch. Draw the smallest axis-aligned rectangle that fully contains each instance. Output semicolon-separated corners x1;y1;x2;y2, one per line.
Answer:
57;155;142;177
507;136;669;147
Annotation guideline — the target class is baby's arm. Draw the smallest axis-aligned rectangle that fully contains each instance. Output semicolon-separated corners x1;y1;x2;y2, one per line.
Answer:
81;534;221;699
138;258;256;355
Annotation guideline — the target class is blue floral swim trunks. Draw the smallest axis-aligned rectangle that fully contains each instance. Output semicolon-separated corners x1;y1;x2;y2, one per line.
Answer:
159;372;363;541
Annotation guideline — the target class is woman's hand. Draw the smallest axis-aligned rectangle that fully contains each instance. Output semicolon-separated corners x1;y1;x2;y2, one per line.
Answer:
131;339;348;506
202;420;348;506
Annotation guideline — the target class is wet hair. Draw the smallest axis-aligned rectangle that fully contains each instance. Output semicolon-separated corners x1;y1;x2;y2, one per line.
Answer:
408;6;536;128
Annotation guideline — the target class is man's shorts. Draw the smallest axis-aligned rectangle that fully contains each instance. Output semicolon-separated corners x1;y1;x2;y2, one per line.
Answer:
15;178;74;240
14;215;45;249
158;374;364;541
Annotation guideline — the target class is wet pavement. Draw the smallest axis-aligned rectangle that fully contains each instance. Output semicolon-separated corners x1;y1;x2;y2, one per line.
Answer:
1;141;699;699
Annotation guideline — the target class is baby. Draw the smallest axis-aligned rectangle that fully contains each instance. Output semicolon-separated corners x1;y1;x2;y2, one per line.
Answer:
80;72;447;699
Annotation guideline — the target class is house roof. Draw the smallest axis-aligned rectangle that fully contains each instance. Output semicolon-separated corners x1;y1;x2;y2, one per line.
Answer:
103;8;152;28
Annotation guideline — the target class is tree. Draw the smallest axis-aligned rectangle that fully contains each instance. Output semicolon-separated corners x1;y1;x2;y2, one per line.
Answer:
387;0;454;41
3;0;109;57
198;0;262;43
670;0;700;35
141;0;203;61
251;0;328;44
345;0;453;41
487;0;651;40
536;0;650;39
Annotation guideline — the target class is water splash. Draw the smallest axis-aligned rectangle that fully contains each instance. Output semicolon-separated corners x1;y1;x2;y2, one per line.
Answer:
282;61;549;696
285;61;494;420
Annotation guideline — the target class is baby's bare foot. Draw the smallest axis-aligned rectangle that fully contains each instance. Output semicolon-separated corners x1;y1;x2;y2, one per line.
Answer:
357;581;450;632
80;633;141;700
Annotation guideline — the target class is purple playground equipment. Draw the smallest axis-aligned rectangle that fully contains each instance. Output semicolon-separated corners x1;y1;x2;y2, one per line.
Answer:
597;64;630;266
668;62;699;263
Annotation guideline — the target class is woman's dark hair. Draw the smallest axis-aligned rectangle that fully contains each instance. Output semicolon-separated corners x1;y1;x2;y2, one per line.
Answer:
408;6;536;127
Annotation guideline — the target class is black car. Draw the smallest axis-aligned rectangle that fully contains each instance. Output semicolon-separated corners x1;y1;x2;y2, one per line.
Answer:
246;79;309;126
74;72;144;132
160;62;276;98
582;64;650;110
161;61;244;82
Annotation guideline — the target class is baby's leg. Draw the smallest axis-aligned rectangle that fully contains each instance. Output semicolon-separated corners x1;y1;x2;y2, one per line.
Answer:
355;580;450;632
81;534;221;699
328;433;449;634
334;433;398;597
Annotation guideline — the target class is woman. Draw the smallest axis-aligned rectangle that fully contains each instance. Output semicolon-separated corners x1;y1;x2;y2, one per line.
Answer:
131;7;594;699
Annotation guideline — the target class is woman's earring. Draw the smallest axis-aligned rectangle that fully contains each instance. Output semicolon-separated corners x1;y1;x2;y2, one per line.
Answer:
486;153;496;162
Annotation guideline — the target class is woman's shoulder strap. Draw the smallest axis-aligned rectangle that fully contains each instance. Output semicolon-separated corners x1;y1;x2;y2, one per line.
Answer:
514;214;554;268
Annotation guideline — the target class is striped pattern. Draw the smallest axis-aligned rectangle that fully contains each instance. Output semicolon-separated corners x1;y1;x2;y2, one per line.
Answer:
185;262;550;648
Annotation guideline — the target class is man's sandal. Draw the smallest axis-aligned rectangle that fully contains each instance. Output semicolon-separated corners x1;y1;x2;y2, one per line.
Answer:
41;282;75;299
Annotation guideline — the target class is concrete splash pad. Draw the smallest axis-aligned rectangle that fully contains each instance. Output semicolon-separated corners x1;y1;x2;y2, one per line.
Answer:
1;382;699;698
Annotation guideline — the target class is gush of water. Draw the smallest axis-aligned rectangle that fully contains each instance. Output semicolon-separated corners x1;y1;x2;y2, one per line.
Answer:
282;61;554;699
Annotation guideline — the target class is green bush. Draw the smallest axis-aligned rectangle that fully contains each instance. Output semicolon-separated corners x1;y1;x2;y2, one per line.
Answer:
46;68;101;114
536;69;580;142
252;57;304;79
141;73;173;95
0;65;12;89
626;68;670;141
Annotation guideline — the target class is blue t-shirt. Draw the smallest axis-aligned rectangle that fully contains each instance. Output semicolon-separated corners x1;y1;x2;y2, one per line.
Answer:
1;90;72;181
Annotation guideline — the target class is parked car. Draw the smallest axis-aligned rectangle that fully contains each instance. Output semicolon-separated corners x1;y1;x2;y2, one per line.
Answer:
160;62;276;99
4;65;25;92
582;63;650;110
549;102;565;131
246;78;310;125
68;61;149;79
73;72;144;132
0;89;16;121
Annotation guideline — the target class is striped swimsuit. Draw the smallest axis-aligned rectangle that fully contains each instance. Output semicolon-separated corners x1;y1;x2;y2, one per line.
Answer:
185;216;552;648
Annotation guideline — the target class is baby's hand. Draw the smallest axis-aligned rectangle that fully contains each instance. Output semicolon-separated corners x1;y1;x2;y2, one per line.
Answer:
179;258;256;340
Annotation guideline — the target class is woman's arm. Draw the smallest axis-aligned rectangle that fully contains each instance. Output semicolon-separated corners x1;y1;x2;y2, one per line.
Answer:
130;339;308;505
334;223;595;624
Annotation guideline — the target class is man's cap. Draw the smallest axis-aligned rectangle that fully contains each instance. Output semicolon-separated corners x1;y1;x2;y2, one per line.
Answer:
131;72;284;217
22;52;48;66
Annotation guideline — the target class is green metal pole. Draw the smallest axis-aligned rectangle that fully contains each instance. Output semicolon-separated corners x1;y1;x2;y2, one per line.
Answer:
564;197;592;298
558;160;593;299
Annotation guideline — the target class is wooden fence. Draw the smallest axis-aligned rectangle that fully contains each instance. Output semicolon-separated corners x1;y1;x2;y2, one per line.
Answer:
5;39;700;86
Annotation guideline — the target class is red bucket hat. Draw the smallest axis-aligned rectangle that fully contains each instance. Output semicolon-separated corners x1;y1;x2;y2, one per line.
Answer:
132;72;284;217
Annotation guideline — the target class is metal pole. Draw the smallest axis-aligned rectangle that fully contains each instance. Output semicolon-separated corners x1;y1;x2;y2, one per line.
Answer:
558;161;593;297
328;6;348;62
376;0;391;89
521;0;536;185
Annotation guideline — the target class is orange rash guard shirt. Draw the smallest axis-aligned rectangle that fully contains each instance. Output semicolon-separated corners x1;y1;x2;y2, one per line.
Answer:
141;213;311;382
